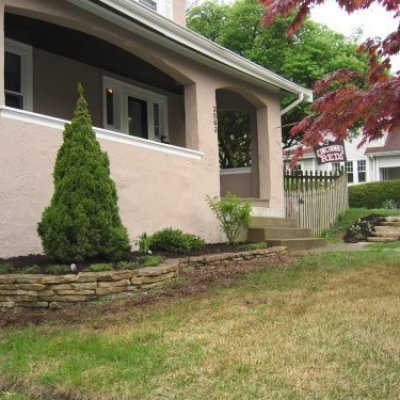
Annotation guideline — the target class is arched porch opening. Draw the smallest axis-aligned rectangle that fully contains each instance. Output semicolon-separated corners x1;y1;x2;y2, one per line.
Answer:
217;88;262;199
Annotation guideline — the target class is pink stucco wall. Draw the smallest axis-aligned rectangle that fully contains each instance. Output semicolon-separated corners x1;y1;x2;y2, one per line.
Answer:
0;0;285;257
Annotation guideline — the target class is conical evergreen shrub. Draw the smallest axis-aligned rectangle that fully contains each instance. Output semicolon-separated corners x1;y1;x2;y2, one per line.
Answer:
38;85;131;262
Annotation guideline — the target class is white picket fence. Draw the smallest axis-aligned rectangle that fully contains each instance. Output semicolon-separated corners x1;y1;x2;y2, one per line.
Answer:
284;170;349;236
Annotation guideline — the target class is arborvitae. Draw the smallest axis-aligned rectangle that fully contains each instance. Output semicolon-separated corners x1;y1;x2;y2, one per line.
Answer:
38;85;131;262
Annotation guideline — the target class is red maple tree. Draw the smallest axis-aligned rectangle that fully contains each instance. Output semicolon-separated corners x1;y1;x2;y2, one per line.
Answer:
261;0;400;160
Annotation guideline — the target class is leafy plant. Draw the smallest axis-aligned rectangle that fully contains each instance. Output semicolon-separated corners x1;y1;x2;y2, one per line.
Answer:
382;199;399;210
116;261;138;270
346;218;374;243
88;263;113;273
37;84;131;263
149;228;205;254
142;255;164;267
137;233;153;254
207;193;251;245
0;263;15;274
46;265;69;275
238;242;268;251
22;265;41;274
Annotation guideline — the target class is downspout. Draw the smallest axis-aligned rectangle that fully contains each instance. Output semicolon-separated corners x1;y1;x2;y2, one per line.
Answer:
280;92;304;115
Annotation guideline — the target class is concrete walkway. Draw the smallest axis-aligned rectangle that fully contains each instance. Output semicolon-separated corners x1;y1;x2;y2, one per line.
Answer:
291;241;370;256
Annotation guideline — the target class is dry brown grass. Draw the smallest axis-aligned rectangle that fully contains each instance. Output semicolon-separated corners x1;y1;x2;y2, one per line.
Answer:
1;251;400;399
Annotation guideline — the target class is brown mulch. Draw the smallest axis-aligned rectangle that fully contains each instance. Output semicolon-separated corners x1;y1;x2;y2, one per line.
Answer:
0;253;294;330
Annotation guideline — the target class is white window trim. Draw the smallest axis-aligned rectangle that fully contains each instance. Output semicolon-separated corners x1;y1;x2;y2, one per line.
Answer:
220;167;252;175
102;76;169;142
0;106;203;160
4;39;33;111
136;0;172;19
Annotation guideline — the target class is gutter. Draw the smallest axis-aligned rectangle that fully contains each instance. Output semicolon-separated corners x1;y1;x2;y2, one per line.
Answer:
65;0;313;100
280;92;306;115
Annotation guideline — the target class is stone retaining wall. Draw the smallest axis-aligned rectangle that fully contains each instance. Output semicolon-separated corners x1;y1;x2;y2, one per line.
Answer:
0;247;286;310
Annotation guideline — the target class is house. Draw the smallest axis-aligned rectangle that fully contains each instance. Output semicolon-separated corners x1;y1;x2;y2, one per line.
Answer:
0;0;312;258
284;132;400;185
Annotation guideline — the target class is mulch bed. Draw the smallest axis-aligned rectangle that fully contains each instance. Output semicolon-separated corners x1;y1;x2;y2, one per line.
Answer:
0;243;248;273
0;252;294;330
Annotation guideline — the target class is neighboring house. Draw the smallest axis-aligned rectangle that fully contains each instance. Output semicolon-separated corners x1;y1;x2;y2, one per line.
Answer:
0;0;312;258
284;132;400;185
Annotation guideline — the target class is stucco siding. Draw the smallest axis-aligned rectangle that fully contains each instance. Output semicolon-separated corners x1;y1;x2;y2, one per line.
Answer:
0;117;221;257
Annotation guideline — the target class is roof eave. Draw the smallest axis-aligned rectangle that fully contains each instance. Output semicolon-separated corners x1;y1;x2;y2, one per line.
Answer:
65;0;313;100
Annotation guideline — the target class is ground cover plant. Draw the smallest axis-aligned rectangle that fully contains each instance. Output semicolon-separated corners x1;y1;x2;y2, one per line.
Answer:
1;249;399;399
322;207;400;242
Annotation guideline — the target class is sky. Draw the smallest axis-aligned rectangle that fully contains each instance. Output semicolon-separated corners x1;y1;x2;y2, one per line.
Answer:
310;1;400;72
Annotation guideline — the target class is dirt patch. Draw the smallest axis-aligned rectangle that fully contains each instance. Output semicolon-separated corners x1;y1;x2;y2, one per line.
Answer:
0;253;293;330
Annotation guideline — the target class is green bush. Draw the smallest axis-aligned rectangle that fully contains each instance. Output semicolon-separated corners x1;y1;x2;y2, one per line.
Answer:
137;233;152;254
238;242;268;251
116;261;138;270
46;265;69;275
149;228;205;254
38;85;131;262
207;193;251;244
0;263;15;274
142;255;164;267
349;180;400;209
23;265;41;274
88;263;113;272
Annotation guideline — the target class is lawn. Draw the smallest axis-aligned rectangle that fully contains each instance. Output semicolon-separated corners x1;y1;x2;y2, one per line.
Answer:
1;246;400;399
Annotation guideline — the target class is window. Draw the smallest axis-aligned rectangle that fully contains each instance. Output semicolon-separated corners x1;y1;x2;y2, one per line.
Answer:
4;39;32;111
103;76;168;143
135;0;172;19
345;161;354;183
357;160;366;182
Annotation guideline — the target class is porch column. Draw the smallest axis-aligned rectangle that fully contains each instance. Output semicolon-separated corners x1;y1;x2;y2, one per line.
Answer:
257;102;284;215
0;4;4;107
184;81;219;190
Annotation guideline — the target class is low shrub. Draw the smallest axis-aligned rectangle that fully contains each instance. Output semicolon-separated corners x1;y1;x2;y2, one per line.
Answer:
382;199;399;209
349;180;400;209
0;263;15;274
88;263;113;272
207;193;251;244
238;242;268;251
142;255;164;267
116;261;138;270
149;228;205;254
137;233;153;254
46;265;69;275
23;265;41;274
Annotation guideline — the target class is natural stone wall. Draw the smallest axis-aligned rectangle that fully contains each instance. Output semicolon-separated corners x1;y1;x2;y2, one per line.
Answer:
0;247;286;310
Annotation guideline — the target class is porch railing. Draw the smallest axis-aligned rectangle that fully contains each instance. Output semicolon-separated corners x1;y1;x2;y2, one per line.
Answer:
284;170;348;236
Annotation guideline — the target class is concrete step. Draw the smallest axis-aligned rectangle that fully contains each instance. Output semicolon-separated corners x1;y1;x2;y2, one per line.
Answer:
249;216;298;229
371;226;400;237
381;221;400;227
367;236;398;243
266;238;327;250
386;216;400;223
248;227;312;241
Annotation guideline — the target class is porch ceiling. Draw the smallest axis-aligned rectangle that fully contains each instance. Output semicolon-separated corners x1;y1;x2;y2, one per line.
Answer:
5;13;184;95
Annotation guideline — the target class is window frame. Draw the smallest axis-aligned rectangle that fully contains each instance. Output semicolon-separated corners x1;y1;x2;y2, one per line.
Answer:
102;76;169;143
345;160;354;183
4;39;33;111
357;159;366;183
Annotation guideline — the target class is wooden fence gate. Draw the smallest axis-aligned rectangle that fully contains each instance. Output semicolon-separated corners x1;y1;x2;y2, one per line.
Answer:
284;170;348;236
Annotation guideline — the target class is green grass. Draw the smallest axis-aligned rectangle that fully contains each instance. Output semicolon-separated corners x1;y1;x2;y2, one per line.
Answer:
322;207;400;241
1;250;400;399
87;263;114;272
